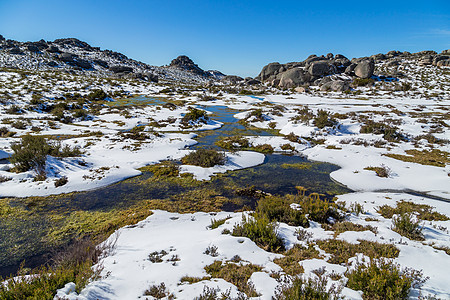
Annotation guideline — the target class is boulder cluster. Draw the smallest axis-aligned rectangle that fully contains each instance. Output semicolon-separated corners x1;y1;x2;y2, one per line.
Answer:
254;49;450;91
255;53;374;91
169;55;225;80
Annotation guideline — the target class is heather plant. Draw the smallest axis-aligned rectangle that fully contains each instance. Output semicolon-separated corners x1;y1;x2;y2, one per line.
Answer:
181;148;226;168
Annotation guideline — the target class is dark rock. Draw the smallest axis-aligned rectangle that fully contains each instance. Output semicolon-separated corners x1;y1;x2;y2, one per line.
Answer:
110;65;133;73
334;54;347;59
304;56;327;69
222;75;244;84
345;63;357;74
418;55;433;66
320;80;350;92
245;78;261;85
256;62;284;81
53;38;93;50
386;60;400;67
0;35;4;41
436;59;450;67
386;50;401;58
169;55;207;77
104;50;128;61
207;70;225;80
144;73;159;83
59;52;76;62
93;59;108;68
278;68;311;88
308;61;332;76
74;59;92;69
326;53;334;59
9;47;23;55
26;44;40;52
441;50;450;55
354;60;375;78
47;61;58;67
46;45;60;53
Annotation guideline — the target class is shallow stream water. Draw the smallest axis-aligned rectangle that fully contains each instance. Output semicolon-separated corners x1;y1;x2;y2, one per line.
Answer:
0;97;351;277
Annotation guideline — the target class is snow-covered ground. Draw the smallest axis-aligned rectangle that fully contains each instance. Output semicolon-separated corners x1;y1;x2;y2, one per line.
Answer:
56;192;450;299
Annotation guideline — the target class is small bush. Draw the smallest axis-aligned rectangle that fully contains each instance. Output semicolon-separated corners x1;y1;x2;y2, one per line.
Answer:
252;144;274;154
245;109;266;122
273;244;320;276
150;161;180;178
148;250;168;263
314;109;335;129
316;239;399;265
10;135;52;174
204;260;261;296
377;201;448;221
329;221;378;237
0;127;15;137
352;78;375;87
0;175;12;183
364;165;391;178
346;258;425;300
144;282;173;299
209;216;231;229
181;107;208;126
54;176;68;187
232;213;285;252
181;148;226;168
360;120;404;142
256;196;309;227
280;143;296;152
12;120;28;130
216;135;249;150
204;245;219;257
87;89;107;101
274;275;342;300
392;213;424;241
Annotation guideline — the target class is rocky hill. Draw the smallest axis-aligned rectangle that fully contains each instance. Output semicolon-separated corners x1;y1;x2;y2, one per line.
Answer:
253;50;450;93
0;35;224;84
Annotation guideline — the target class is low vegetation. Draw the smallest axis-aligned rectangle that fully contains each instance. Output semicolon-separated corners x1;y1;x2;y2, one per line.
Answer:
181;148;226;168
364;165;391;178
204;260;261;297
273;244;321;276
392;213;424;241
377;200;448;221
384;149;450;167
316;239;399;265
274;275;342;300
346;258;425;300
232;213;285;252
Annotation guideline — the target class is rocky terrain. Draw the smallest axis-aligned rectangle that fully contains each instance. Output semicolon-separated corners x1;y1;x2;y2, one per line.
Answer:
0;34;449;300
0;35;224;84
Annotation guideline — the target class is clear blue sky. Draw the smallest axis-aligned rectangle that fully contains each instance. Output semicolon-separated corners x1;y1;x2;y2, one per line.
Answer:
1;0;449;77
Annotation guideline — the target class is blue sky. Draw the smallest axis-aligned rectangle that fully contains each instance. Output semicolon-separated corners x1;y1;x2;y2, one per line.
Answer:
1;0;449;77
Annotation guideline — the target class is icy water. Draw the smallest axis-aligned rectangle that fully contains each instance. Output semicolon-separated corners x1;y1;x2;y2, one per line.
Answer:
0;98;350;277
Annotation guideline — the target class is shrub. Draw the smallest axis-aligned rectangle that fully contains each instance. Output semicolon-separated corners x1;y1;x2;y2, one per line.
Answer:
10;135;52;174
204;260;261;296
352;78;375;87
252;144;274;153
316;239;399;265
274;275;342;300
216;135;249;150
314;110;335;129
329;221;378;237
148;250;168;263
204;245;219;257
364;165;391;178
0;127;15;137
273;244;320;276
392;213;424;241
360;120;404;142
245;108;265;122
194;286;244;300
181;148;226;168
54;176;68;187
299;194;343;224
144;282;173;299
377;201;448;221
181;107;208;126
280;143;296;152
87;89;107;101
209;216;231;229
12;120;28;130
346;258;425;300
150;161;180;178
256;196;309;227
232;213;285;252
0;175;12;183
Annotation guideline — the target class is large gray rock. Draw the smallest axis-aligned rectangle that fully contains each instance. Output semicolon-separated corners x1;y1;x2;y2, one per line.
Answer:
0;35;5;41
110;65;133;73
354;60;374;78
59;52;76;62
418;55;433;66
222;75;244;84
74;59;92;69
46;45;60;53
320;80;350;92
436;59;450;67
144;73;159;83
93;59;108;68
432;55;449;66
257;62;285;81
278;68;311;88
9;47;23;55
26;44;40;52
308;61;331;76
345;63;357;74
441;50;450;55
